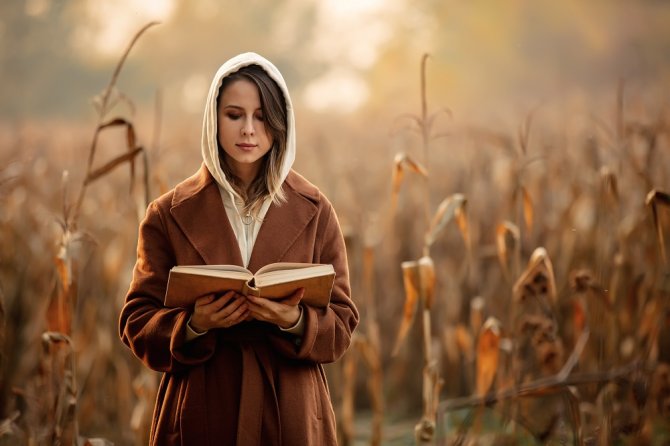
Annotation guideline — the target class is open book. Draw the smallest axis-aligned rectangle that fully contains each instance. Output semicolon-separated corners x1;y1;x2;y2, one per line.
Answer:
164;262;335;308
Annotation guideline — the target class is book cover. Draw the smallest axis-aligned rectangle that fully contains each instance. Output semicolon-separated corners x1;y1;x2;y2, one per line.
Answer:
164;262;335;308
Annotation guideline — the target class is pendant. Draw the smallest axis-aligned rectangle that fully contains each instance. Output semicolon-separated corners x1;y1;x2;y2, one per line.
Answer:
242;213;253;225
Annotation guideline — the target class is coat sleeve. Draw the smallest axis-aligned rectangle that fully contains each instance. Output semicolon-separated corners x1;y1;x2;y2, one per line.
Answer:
269;201;359;363
119;201;217;373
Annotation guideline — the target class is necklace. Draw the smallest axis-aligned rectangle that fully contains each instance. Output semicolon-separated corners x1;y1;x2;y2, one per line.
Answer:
241;212;253;225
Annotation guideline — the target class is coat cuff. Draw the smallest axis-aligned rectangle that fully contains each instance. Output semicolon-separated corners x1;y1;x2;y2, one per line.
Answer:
278;305;305;336
170;311;216;365
185;315;209;342
269;305;320;359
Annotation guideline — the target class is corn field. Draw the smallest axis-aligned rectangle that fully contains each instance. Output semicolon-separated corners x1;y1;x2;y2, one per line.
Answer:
1;16;670;446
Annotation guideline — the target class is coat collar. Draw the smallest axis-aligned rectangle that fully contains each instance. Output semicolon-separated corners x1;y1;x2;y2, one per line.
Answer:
169;164;320;271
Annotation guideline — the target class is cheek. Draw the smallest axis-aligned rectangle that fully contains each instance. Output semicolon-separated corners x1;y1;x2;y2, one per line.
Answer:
217;121;233;142
261;129;274;147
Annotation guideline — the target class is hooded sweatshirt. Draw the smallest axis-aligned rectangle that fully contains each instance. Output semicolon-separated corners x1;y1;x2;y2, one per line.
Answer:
201;52;296;267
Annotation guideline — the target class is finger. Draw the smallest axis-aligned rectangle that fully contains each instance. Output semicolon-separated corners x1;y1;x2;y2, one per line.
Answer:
226;303;250;326
203;290;237;312
245;295;274;314
282;288;305;306
245;300;269;320
213;297;247;320
246;294;283;309
194;294;216;308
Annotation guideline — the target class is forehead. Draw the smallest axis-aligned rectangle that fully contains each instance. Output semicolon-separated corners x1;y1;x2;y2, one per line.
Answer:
219;78;261;106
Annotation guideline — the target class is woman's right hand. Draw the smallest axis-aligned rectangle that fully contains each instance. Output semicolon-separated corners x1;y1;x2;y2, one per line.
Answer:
189;290;250;332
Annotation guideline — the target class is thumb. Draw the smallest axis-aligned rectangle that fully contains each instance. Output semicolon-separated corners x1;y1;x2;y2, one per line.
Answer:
286;288;305;305
195;294;215;307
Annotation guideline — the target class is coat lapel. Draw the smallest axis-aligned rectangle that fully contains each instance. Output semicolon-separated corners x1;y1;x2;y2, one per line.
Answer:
169;166;319;271
247;173;319;273
169;165;244;266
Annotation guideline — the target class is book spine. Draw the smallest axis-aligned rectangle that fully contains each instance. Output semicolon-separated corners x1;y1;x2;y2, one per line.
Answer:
242;280;260;297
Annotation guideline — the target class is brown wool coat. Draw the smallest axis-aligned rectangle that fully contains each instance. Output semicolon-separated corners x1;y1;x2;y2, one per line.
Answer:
119;164;359;446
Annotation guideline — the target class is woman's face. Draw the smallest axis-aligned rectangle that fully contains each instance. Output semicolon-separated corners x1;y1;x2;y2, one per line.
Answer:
217;78;273;180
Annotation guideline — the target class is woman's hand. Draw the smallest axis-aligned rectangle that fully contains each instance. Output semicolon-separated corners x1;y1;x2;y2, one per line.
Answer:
190;290;250;332
246;288;305;329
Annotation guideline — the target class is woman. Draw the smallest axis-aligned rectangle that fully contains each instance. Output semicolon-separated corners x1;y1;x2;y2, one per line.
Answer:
119;52;358;445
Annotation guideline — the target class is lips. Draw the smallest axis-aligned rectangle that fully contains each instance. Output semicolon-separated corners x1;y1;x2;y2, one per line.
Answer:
236;143;257;151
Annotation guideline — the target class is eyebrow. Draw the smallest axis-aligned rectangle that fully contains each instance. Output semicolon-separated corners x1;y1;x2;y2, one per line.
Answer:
222;105;262;112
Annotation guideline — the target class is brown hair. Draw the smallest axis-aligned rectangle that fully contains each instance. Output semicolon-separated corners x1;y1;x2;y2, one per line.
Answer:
217;64;288;215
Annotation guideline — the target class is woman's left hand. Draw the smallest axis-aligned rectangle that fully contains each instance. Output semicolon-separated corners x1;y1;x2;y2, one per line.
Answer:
246;288;305;329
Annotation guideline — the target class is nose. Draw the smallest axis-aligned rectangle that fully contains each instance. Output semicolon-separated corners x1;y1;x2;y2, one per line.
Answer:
241;117;255;136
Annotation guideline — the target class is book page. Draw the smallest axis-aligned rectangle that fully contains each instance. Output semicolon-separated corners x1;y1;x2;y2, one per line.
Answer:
256;262;327;275
255;264;334;287
171;264;252;281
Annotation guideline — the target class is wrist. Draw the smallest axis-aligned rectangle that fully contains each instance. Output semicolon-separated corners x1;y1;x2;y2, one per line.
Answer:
278;306;302;329
188;316;207;334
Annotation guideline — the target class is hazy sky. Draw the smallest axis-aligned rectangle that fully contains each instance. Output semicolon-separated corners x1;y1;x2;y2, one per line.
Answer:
2;0;669;120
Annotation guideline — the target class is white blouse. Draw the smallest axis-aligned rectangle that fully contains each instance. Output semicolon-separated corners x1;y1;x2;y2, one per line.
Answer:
185;184;305;340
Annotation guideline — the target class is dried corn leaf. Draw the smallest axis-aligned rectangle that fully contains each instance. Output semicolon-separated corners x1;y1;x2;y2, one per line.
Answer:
340;348;358;444
442;326;460;364
512;247;557;306
455;323;474;362
600;166;619;203
85;147;143;185
475;317;501;396
521;186;534;233
392;261;420;356
496;220;520;279
518;108;536;156
392;153;428;194
637;298;661;355
470;296;485;336
126;122;138;192
646;189;670;264
0;413;25;443
47;234;76;334
562;387;584;446
98;117;130;130
455;205;470;247
573;297;587;341
403;155;429;177
418;256;436;309
425;193;467;247
390;153;405;213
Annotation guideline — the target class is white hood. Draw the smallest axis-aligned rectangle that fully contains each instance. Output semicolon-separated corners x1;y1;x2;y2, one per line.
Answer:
201;52;296;197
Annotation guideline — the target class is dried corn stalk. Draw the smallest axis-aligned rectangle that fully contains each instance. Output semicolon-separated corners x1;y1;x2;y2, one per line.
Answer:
339;347;358;446
361;244;383;446
42;332;78;445
469;296;485;336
